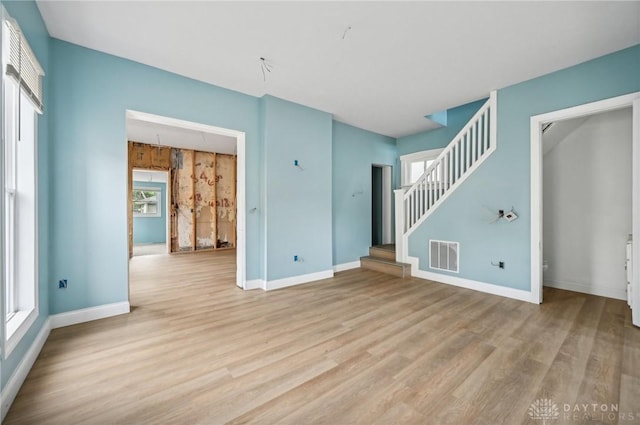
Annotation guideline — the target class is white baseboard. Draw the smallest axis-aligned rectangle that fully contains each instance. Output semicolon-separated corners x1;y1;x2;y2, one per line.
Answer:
265;269;334;291
244;279;265;290
50;302;130;329
1;318;50;421
408;256;534;303
333;261;361;273
544;279;626;301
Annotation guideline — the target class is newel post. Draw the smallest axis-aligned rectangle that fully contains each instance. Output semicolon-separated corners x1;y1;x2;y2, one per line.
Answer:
394;189;405;262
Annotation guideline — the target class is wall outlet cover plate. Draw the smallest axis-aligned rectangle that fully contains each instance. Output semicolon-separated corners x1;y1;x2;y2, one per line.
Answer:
504;211;518;221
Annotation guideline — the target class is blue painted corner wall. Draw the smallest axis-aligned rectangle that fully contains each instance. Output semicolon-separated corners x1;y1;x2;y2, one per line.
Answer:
262;96;334;281
407;44;640;291
132;181;167;244
332;121;397;265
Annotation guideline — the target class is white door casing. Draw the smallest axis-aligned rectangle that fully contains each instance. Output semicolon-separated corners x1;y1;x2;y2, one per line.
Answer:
530;92;640;325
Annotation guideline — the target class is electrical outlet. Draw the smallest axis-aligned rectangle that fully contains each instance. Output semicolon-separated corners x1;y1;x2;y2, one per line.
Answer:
58;279;67;289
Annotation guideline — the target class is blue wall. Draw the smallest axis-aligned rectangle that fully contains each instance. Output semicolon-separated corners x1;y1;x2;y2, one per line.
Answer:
132;181;166;244
332;121;397;265
1;0;50;390
48;39;262;314
262;96;333;281
408;44;640;291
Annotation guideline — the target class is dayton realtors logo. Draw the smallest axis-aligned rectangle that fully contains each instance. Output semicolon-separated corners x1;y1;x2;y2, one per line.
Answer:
529;399;560;424
529;399;639;423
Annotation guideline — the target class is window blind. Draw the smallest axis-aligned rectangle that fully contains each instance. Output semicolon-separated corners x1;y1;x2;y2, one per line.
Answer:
4;19;44;112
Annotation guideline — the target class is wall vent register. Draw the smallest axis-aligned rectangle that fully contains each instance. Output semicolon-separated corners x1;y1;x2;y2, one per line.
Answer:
430;240;459;273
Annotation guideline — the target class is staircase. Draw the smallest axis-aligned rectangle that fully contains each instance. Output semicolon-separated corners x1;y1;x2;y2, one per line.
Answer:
395;92;497;263
361;244;411;278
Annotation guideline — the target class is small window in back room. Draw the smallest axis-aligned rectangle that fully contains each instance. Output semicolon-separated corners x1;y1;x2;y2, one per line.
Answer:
133;187;162;217
430;240;459;273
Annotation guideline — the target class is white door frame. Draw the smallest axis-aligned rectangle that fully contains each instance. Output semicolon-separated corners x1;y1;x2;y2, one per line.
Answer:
530;92;640;319
126;110;247;289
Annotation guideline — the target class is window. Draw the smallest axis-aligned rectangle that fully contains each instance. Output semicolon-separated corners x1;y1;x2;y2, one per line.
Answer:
133;188;161;217
2;13;43;356
400;148;443;187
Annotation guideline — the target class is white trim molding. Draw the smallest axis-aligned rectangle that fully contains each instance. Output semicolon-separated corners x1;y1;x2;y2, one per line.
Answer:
244;279;265;290
265;270;334;291
634;98;640;327
50;302;130;329
530;91;640;306
408;256;534;303
544;280;626;301
333;261;361;273
4;308;37;358
1;318;50;421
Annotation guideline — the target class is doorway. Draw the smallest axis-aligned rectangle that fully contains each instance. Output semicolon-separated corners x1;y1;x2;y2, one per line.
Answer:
530;92;640;327
125;110;247;289
371;164;393;246
542;108;631;299
132;169;170;256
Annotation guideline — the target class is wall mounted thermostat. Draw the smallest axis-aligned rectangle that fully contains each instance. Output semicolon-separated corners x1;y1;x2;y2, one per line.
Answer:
504;210;518;221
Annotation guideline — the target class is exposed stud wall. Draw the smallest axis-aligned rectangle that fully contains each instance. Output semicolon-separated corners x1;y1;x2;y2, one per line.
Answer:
174;149;195;252
194;151;217;250
129;143;237;253
216;154;236;248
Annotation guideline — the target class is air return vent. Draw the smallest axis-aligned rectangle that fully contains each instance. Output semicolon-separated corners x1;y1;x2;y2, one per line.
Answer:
429;240;459;273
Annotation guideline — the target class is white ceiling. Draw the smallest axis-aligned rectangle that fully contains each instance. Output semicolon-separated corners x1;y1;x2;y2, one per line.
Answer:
37;1;640;138
127;118;237;154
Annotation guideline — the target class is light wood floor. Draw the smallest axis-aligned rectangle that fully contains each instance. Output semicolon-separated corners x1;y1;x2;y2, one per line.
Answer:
5;250;640;424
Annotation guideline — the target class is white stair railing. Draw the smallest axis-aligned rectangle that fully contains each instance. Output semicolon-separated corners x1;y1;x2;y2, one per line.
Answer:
395;91;497;263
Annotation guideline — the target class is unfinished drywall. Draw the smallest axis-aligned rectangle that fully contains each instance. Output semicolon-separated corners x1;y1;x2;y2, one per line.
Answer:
194;151;217;250
173;149;195;251
166;147;236;252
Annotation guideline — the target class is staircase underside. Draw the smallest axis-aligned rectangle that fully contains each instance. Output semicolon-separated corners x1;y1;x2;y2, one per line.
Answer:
361;244;410;278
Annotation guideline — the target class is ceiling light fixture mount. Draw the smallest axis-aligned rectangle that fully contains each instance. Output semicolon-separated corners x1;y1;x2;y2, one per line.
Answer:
342;26;352;40
259;57;273;82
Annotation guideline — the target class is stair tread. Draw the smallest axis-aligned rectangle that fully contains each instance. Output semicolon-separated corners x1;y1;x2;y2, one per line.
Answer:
360;256;410;267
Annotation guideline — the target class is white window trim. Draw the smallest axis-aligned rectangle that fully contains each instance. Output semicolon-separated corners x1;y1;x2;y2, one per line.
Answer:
5;308;37;356
132;186;162;218
400;148;444;187
2;11;40;356
3;84;39;358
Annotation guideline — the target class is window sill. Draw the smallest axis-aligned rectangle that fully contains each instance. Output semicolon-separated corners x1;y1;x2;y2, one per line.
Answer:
5;307;37;358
